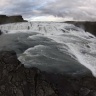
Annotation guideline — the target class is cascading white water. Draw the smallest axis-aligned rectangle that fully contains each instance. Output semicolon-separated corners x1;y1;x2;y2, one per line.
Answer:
0;22;96;76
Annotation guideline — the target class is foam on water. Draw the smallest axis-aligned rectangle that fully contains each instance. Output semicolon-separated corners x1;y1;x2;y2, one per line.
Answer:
0;22;96;76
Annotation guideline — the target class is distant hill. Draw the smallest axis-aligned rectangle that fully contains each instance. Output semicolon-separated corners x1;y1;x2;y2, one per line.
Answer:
65;21;96;36
0;15;27;24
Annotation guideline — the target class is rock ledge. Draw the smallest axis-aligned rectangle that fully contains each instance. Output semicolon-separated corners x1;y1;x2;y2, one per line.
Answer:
0;51;58;96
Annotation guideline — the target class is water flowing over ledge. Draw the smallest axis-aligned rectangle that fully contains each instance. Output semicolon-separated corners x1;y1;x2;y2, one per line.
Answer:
0;22;96;76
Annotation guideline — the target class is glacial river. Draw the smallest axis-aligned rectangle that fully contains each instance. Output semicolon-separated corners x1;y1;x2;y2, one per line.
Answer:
0;22;96;76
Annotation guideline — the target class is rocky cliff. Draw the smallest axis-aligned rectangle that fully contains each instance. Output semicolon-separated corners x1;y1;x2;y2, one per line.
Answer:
65;21;96;36
0;51;96;96
0;15;27;24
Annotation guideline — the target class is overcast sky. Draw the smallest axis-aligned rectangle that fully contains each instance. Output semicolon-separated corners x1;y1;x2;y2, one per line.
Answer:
0;0;96;21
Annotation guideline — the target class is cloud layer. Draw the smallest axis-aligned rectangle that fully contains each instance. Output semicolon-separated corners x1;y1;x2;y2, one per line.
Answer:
0;0;96;21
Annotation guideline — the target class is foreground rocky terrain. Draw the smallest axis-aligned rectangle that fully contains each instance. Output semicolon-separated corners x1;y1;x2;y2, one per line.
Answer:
0;51;96;96
0;51;58;96
0;15;27;24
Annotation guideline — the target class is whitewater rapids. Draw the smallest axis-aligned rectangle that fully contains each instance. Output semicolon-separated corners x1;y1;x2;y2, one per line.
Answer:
0;22;96;76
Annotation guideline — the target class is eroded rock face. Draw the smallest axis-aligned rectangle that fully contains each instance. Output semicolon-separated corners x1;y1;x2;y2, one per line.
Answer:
0;15;27;24
0;51;58;96
65;21;96;36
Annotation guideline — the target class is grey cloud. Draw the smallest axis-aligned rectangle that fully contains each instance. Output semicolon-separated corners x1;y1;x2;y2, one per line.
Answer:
38;0;96;20
0;0;96;21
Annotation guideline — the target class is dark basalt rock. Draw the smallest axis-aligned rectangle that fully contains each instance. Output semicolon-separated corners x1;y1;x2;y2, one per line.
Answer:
43;72;96;96
0;51;58;96
0;15;27;24
65;21;96;36
0;30;2;35
0;51;96;96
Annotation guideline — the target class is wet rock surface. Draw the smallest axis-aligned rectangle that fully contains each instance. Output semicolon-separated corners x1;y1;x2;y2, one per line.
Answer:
0;51;58;96
43;73;96;96
0;51;96;96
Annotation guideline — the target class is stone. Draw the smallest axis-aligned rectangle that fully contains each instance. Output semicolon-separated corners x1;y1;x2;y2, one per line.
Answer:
0;51;58;96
